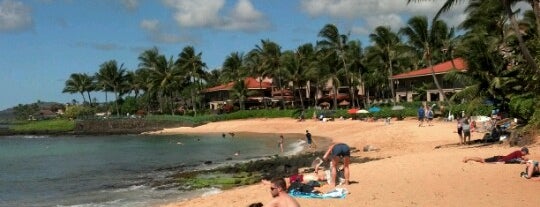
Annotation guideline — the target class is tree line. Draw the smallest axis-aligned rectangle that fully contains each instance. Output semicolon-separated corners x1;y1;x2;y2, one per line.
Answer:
61;0;539;128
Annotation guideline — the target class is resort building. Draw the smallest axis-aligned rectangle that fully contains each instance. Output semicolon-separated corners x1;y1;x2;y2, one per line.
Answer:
202;77;273;110
202;78;363;111
391;58;467;102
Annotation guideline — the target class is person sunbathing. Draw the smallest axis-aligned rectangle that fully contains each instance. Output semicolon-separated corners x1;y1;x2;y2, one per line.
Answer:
462;147;529;163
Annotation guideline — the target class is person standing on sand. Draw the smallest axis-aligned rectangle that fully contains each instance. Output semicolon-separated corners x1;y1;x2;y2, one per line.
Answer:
462;118;471;144
278;134;284;153
323;143;351;187
417;106;425;127
265;177;300;207
426;106;434;126
305;130;313;148
456;116;464;144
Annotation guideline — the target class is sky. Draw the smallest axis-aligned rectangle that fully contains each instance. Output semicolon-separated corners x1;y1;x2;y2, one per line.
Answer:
0;0;488;110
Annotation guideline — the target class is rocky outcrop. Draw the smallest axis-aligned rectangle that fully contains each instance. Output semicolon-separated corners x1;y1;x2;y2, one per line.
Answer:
73;118;198;135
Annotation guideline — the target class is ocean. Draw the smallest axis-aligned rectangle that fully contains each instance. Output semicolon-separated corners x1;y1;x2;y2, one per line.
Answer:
0;133;314;207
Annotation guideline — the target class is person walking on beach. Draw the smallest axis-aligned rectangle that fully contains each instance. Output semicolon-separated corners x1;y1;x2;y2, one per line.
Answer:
426;106;434;126
323;143;351;187
278;134;284;153
305;130;313;148
462;118;471;144
417;106;425;127
265;177;300;207
456;116;464;144
463;147;529;163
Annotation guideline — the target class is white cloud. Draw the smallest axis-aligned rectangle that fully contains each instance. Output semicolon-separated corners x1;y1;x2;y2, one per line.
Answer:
220;0;270;32
120;0;139;11
300;0;468;36
0;0;33;33
140;19;159;31
74;42;123;51
140;19;194;43
163;0;224;27
162;0;269;32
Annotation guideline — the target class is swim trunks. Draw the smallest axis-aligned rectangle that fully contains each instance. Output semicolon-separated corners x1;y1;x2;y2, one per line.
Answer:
331;143;350;157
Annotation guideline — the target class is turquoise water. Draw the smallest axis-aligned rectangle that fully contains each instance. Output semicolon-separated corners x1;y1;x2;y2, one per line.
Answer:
0;133;310;207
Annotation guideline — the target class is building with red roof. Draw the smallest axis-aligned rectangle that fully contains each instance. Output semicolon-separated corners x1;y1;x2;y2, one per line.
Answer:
391;58;467;102
202;77;274;110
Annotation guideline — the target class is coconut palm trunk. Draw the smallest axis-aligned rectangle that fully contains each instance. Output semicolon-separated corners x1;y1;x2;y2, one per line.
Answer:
427;56;446;101
503;0;540;72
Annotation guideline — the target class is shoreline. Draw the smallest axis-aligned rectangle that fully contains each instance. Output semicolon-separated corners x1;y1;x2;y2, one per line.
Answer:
154;117;540;207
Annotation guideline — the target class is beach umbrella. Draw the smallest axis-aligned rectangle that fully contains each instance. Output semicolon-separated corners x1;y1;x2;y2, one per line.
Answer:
368;106;381;113
347;108;358;114
320;102;330;106
356;109;370;114
391;105;405;110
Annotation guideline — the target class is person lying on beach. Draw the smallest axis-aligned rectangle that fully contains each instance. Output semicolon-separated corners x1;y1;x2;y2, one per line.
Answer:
260;167;323;185
462;147;529;163
520;160;540;180
265;177;301;207
323;143;351;187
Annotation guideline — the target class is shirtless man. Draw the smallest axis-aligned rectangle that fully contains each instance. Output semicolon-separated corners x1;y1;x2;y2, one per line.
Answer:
265;177;300;207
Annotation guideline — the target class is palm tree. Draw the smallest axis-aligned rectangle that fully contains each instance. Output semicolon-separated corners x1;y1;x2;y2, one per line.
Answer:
250;39;285;108
229;79;254;110
344;40;366;107
282;43;318;109
63;73;93;104
317;24;350;109
222;52;247;83
204;69;223;87
400;16;451;101
176;46;207;116
368;26;404;102
95;60;127;116
138;47;185;115
407;0;539;72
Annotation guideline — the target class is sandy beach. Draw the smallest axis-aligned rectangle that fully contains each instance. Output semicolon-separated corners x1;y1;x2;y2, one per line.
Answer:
155;118;540;207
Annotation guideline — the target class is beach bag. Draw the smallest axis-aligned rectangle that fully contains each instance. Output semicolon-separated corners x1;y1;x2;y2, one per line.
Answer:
288;182;314;193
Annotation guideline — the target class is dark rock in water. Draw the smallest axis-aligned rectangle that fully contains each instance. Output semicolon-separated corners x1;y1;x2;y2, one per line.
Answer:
204;161;212;165
226;157;232;160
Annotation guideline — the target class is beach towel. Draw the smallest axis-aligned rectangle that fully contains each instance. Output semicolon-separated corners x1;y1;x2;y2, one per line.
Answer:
288;188;348;199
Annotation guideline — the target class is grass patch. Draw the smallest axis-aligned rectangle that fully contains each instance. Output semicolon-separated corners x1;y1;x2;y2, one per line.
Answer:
10;119;75;133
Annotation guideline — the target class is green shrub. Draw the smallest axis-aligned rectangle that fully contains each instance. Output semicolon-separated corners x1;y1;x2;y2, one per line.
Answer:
64;105;96;119
509;93;536;120
10;119;75;132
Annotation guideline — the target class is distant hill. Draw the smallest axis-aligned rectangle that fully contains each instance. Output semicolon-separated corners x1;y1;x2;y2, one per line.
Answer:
0;101;64;121
0;107;15;121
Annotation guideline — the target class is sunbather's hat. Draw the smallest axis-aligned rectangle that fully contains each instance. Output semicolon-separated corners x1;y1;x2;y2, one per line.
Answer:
521;147;529;154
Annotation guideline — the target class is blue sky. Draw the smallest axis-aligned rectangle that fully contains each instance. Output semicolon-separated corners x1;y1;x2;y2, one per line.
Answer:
0;0;476;110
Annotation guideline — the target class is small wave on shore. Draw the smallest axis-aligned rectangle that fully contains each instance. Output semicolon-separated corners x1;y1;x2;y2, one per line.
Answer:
20;135;49;139
285;139;306;156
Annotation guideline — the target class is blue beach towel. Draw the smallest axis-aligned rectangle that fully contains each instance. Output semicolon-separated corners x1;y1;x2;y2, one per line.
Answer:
289;188;348;199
